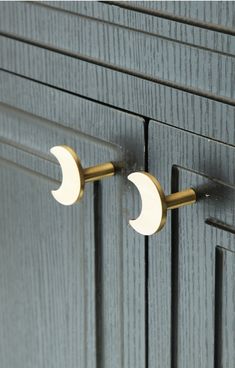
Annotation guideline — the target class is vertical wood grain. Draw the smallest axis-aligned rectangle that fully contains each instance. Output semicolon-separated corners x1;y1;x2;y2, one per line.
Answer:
0;163;96;368
0;73;146;368
115;1;235;30
215;248;235;368
149;121;235;368
0;2;234;99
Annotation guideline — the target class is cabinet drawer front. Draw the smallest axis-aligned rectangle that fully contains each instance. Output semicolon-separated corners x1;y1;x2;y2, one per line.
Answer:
0;71;146;368
0;37;234;146
1;2;234;99
113;1;235;31
0;2;234;146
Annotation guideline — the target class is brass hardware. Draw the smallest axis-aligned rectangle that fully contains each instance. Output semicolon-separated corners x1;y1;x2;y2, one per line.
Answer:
165;189;196;210
50;145;115;205
128;172;196;235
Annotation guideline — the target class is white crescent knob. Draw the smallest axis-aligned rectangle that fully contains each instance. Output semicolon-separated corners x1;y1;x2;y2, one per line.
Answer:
50;145;115;206
50;145;84;206
128;171;196;235
128;172;167;235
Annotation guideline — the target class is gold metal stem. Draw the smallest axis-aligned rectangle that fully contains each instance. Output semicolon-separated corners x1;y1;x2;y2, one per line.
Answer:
165;188;196;210
84;162;115;183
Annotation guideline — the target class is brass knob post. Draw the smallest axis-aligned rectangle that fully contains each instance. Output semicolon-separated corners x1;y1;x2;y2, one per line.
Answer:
165;188;196;210
84;162;115;183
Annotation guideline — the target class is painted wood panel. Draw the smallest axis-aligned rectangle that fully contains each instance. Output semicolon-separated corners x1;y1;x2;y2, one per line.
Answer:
0;72;146;368
217;248;235;368
0;160;96;368
115;1;235;31
148;121;235;368
0;42;234;147
0;2;234;99
41;1;235;54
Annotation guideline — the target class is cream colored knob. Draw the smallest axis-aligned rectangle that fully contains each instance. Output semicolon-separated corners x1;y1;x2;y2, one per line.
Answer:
50;145;115;205
128;172;196;235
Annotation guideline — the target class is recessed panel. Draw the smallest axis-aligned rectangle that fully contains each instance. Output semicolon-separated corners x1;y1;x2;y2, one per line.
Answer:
149;121;235;368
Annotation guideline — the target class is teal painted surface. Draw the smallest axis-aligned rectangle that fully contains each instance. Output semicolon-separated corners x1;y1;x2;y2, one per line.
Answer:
0;37;234;146
0;2;234;98
0;72;146;368
149;121;235;368
0;2;234;367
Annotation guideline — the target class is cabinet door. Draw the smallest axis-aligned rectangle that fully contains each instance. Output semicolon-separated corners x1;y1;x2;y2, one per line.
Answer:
0;71;146;368
148;121;235;368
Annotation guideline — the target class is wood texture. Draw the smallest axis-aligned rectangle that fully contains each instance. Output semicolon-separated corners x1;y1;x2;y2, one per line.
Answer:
0;2;234;99
149;121;235;368
217;248;235;368
0;161;96;368
0;3;234;368
0;71;146;368
0;39;234;147
114;1;235;31
41;1;235;54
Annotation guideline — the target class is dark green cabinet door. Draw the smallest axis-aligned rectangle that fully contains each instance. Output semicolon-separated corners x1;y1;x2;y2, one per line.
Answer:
0;71;146;368
148;121;235;368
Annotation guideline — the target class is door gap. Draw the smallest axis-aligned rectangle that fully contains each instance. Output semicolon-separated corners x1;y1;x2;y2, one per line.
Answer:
144;118;149;368
171;166;180;368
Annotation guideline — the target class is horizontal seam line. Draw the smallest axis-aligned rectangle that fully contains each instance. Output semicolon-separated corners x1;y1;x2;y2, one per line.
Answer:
0;67;145;119
151;120;235;149
1;68;235;149
205;218;235;235
0;33;234;106
0;101;122;150
0;136;54;164
26;0;235;56
0;154;59;184
104;1;235;36
172;164;235;190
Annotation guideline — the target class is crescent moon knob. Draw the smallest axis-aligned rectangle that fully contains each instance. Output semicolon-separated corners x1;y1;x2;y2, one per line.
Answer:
50;145;115;206
128;172;196;235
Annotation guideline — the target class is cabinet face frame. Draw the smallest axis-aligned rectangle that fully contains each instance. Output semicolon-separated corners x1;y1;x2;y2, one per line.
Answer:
0;2;234;101
0;35;234;146
148;121;235;368
0;71;146;368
